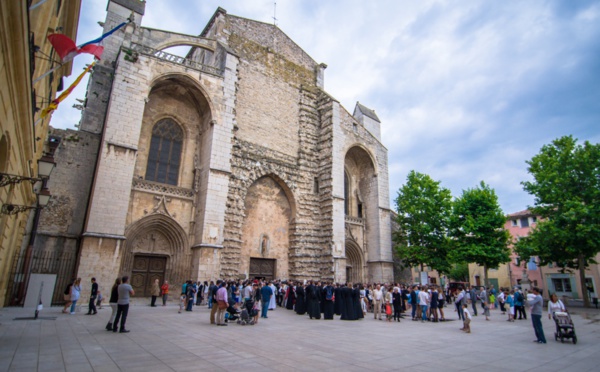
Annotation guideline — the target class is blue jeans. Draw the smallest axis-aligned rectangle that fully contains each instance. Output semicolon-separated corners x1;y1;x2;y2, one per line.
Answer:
208;297;213;309
70;300;78;313
456;303;464;321
532;314;546;343
261;301;269;318
411;303;417;319
421;305;428;321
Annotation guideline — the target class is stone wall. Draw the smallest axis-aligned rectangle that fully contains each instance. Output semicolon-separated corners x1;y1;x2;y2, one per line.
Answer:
240;176;292;279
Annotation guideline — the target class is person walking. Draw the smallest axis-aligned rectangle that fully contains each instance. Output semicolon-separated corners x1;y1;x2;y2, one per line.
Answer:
392;287;402;322
69;278;81;314
215;281;229;326
161;280;169;306
372;284;383;320
62;279;74;313
106;277;121;331
260;281;273;318
113;276;134;333
418;285;430;322
462;303;472;333
547;293;566;319
455;287;465;322
528;287;546;344
514;287;527;320
480;286;490;321
470;285;478;316
209;280;221;324
409;286;418;321
150;279;160;307
430;286;439;322
87;277;98;315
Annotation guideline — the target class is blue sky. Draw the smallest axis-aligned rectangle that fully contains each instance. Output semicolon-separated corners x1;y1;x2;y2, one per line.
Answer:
52;0;600;214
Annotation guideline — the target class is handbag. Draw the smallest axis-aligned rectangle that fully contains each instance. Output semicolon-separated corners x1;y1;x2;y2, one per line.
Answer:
217;300;227;310
385;303;392;316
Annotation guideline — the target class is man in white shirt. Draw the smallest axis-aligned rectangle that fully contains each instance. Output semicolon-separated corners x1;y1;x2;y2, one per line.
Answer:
497;290;506;314
372;284;383;320
418;286;430;322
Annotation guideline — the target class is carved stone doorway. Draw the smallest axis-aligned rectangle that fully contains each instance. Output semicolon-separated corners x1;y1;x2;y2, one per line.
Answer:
249;258;276;280
131;255;167;297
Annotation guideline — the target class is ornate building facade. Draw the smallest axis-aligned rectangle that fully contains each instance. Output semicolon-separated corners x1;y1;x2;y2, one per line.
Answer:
44;0;394;298
1;0;81;307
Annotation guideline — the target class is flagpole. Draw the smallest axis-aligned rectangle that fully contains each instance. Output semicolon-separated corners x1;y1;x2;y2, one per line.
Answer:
32;63;63;85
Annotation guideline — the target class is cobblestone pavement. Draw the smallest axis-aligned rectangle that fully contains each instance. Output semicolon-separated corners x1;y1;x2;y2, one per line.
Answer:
1;302;599;372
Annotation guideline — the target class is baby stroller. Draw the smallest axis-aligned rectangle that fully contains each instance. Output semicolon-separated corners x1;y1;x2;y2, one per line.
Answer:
225;304;240;323
237;300;257;325
553;312;577;344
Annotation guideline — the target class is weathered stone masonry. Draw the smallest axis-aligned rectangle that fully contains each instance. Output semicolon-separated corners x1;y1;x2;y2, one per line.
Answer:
40;1;394;299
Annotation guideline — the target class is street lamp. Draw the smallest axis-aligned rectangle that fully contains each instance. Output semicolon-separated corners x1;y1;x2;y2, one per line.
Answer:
0;154;55;215
37;155;56;178
0;155;55;187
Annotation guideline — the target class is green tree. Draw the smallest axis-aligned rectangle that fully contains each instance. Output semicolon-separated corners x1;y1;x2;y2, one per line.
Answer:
515;136;600;307
393;171;453;275
447;263;470;282
449;181;511;287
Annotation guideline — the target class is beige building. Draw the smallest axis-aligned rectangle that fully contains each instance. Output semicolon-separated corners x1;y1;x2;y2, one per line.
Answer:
39;0;394;299
469;209;599;304
0;1;81;307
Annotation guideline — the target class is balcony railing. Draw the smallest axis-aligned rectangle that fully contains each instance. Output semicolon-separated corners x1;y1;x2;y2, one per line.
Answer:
345;215;364;225
130;43;224;77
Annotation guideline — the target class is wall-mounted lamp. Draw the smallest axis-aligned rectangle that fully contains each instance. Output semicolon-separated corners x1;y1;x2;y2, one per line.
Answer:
0;155;55;187
0;155;55;215
0;187;51;215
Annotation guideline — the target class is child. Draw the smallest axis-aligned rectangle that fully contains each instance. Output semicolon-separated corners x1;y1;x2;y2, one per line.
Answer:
95;291;103;310
178;293;186;313
462;303;471;333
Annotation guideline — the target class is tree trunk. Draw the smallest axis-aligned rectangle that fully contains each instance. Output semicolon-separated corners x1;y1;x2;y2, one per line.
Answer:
578;255;590;308
483;264;489;289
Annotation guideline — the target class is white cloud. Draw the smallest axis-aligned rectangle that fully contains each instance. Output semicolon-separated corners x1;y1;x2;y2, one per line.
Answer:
49;0;600;215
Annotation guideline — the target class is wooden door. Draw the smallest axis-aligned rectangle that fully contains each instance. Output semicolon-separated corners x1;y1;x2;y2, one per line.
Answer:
131;255;167;297
249;258;276;280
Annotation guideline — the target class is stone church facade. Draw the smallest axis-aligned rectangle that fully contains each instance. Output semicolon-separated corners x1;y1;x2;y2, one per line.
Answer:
42;0;394;297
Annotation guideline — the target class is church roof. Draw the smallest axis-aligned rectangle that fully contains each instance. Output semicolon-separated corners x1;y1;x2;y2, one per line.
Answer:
356;102;380;123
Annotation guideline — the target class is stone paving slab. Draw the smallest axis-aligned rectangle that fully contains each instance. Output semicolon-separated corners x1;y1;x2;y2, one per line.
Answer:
1;304;600;372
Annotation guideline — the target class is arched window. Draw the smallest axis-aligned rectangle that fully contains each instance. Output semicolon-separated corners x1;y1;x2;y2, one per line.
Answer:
145;119;183;185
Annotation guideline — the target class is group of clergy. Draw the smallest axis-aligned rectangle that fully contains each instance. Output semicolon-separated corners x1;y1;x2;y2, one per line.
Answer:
282;281;365;321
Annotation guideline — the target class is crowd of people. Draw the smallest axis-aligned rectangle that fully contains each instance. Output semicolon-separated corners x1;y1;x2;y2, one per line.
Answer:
60;276;569;343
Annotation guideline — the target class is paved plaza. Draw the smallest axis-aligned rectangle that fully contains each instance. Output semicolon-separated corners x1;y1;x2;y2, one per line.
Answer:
1;302;599;372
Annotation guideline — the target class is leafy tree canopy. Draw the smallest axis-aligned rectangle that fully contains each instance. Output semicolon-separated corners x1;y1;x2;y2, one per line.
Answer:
393;171;452;273
517;136;600;268
449;181;511;272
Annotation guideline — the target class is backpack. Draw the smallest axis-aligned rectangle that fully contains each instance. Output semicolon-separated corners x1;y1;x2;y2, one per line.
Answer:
326;286;333;300
515;291;523;302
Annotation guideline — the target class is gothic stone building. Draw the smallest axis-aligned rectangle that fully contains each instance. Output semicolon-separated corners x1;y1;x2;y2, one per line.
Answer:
41;0;394;298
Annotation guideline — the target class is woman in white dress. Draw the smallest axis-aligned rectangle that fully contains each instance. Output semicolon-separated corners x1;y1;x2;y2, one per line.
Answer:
268;282;277;310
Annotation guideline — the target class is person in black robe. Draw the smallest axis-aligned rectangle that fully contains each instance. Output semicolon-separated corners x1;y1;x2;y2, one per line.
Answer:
334;284;343;316
342;283;356;320
323;283;335;320
295;283;307;315
306;281;321;319
285;284;295;310
353;284;364;319
319;282;326;314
